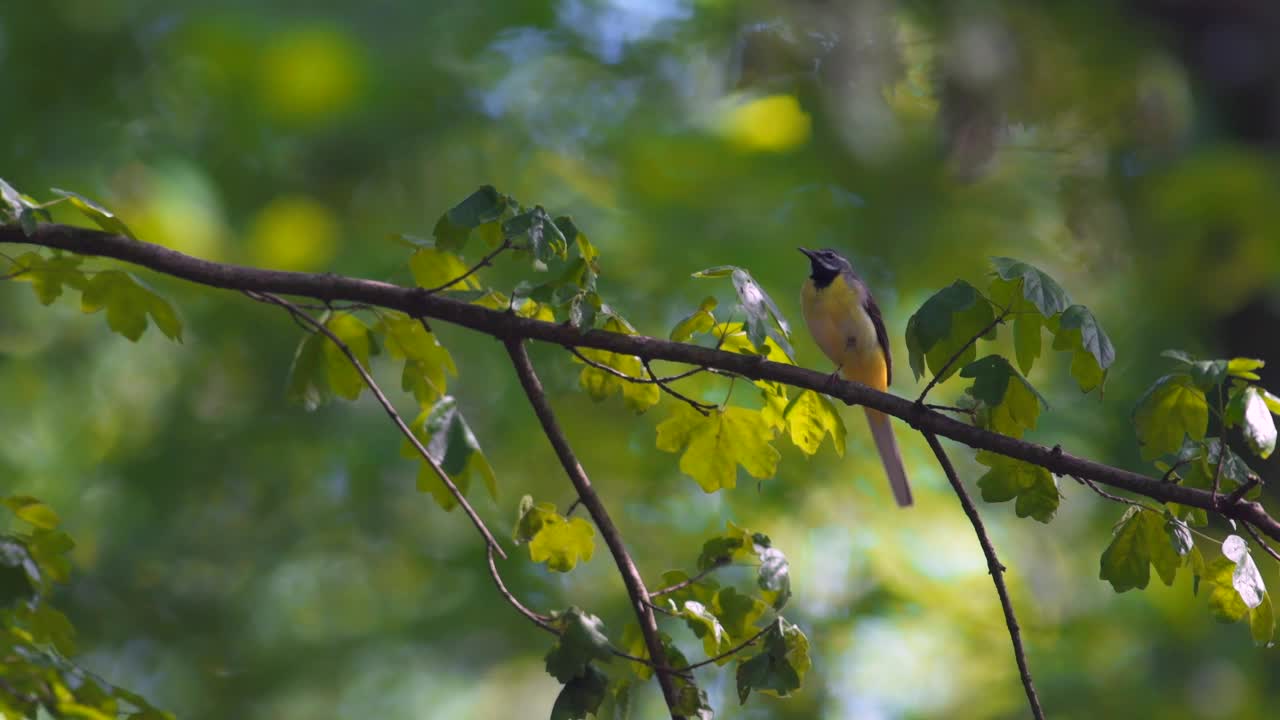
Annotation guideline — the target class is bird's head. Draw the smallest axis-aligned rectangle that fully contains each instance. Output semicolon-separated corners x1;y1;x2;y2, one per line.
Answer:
798;247;853;288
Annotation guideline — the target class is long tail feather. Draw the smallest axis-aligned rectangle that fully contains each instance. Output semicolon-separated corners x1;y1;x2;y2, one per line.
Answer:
865;408;912;507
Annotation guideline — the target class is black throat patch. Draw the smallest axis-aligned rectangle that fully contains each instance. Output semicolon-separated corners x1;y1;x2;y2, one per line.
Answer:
809;264;840;289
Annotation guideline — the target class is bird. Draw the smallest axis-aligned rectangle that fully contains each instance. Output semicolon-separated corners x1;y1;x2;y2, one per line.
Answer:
798;247;912;507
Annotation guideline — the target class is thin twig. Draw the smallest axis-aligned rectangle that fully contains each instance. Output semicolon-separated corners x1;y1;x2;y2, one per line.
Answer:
642;358;716;415
682;620;775;671
1211;440;1227;508
1161;458;1192;483
567;346;720;384
915;307;1010;404
926;403;978;417
565;498;583;517
504;338;687;719
247;290;507;560
924;432;1044;720
487;546;556;630
1244;522;1280;565
650;559;730;598
423;239;511;294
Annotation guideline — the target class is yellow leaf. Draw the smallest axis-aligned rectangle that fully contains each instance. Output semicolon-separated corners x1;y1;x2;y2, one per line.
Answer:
656;404;780;492
783;390;846;456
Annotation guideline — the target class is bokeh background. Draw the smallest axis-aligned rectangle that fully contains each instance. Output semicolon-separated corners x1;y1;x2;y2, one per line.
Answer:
2;0;1279;717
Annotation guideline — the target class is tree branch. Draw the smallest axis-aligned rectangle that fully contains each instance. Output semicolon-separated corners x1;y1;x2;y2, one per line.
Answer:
923;432;1044;720
423;239;511;293
503;338;687;719
650;558;730;598
245;290;507;560
5;224;1280;543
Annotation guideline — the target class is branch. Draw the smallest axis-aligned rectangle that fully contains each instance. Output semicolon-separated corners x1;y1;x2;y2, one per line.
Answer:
915;307;1010;404
245;291;507;560
681;619;775;671
503;338;687;719
924;432;1045;720
6;224;1280;543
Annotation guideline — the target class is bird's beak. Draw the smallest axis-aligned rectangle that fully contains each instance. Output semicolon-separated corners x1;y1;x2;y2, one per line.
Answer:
798;247;817;261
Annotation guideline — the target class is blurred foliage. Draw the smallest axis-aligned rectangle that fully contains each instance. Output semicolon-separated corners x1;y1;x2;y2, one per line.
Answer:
2;0;1280;718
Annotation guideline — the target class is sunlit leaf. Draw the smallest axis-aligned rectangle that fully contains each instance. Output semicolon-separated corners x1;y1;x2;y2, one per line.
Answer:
670;296;718;342
713;586;768;640
379;313;457;406
2;496;60;530
1133;374;1208;460
1205;557;1250;623
1227;357;1265;381
7;251;87;305
1251;593;1275;647
410;247;481;291
681;600;730;658
656;404;781;492
753;535;792;610
781;389;846;456
321;312;372;400
1012;313;1042;375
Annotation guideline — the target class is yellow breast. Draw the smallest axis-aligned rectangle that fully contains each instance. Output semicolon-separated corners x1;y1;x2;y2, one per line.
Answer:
800;274;888;390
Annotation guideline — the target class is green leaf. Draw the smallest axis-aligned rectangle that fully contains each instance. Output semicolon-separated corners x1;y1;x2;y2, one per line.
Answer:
1261;388;1280;416
960;355;1046;438
989;257;1072;316
1099;507;1181;592
406;396;497;508
1050;305;1115;392
714;586;768;640
7;251;87;305
696;522;756;570
975;451;1059;522
781;389;846;456
504;206;567;263
904;280;996;383
1228;357;1265;381
321;312;372;400
379;313;457;406
1012;313;1042;375
670;296;718;342
79;270;183;342
690;265;736;278
51;188;135;238
286;331;331;411
550;664;608;720
576;316;661;413
1133;374;1208;460
1205;557;1250;622
409;247;482;291
681;600;731;658
545;608;613;683
735;619;811;703
1251;593;1275;647
2;496;60;529
1222;535;1265;610
656;404;781;492
448;185;506;228
1230;386;1277;459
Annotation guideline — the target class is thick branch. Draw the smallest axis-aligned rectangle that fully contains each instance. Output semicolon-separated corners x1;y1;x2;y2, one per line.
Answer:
6;224;1280;542
503;338;686;719
924;432;1044;720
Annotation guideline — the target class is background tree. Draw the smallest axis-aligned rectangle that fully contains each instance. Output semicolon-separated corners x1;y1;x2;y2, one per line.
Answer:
1;1;1279;718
